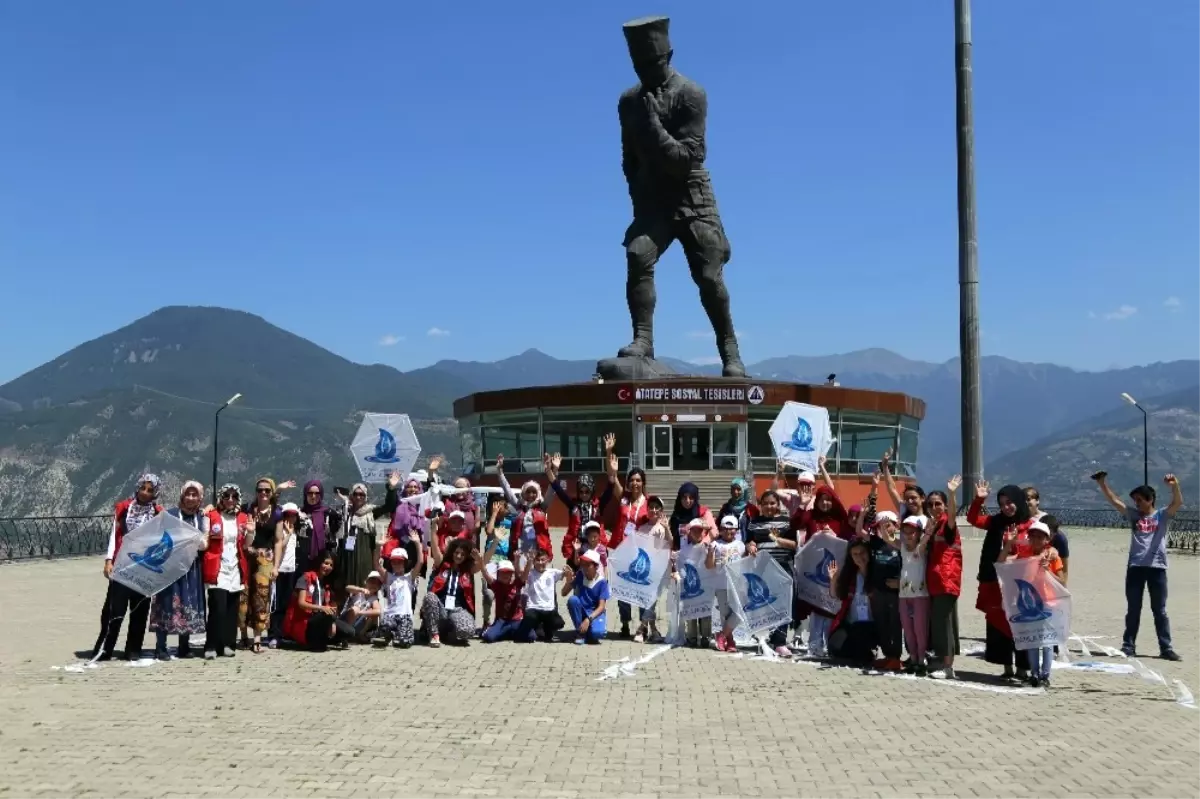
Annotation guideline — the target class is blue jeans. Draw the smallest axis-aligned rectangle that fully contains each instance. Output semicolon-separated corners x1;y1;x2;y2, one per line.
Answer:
1025;647;1053;679
1123;566;1173;653
567;596;607;642
618;600;656;626
481;618;522;643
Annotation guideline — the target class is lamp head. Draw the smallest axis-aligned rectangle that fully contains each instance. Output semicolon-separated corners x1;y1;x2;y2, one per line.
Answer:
227;393;243;406
1120;392;1137;406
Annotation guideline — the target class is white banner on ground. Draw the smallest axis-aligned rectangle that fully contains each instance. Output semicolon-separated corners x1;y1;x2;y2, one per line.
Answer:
726;552;793;635
608;531;671;609
110;513;205;598
995;558;1072;651
793;532;846;616
768;402;833;472
678;544;725;622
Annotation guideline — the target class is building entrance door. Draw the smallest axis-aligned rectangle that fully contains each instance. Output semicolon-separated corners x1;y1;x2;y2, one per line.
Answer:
672;426;712;470
649;425;673;470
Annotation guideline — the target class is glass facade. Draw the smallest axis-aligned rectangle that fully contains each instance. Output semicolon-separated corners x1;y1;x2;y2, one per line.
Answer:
458;404;919;477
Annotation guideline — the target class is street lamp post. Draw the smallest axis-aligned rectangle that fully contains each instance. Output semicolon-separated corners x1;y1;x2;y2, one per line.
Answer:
212;393;242;503
1121;392;1149;487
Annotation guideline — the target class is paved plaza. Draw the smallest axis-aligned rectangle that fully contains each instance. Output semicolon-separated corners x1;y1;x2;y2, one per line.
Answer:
1;528;1197;799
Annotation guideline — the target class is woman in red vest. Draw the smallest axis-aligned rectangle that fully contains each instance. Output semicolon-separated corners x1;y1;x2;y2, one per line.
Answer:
608;464;652;638
969;480;1034;681
203;484;251;659
283;551;352;651
91;473;164;661
925;477;963;680
420;535;483;647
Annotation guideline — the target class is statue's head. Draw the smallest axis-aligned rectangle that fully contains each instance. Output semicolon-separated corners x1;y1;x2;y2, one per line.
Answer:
623;16;673;88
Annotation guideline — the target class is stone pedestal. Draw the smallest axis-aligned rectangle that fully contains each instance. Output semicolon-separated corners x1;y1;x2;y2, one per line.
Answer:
595;356;678;381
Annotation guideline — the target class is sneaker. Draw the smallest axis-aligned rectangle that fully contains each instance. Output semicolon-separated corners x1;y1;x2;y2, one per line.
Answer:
204;651;217;661
903;658;916;674
929;667;956;680
176;647;193;659
371;636;388;648
221;647;235;658
266;638;279;650
1029;676;1042;688
1161;650;1183;662
93;651;113;663
394;640;411;649
633;630;645;644
1121;645;1136;658
1015;668;1030;683
1042;676;1052;688
915;664;928;677
575;637;586;645
619;624;631;639
429;635;441;648
154;649;170;662
774;645;792;658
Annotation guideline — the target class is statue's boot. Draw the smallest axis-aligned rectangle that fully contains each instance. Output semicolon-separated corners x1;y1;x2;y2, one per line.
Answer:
618;307;655;359
719;336;746;378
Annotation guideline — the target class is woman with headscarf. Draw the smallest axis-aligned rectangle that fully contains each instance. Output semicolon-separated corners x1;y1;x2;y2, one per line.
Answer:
968;480;1034;680
204;484;251;658
669;483;716;550
91;473;164;661
333;473;401;605
718;478;751;527
389;473;429;564
238;477;284;653
805;485;851;540
296;479;343;576
149;480;209;659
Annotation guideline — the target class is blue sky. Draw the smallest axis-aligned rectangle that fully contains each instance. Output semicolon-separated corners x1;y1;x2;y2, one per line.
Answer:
1;1;1196;383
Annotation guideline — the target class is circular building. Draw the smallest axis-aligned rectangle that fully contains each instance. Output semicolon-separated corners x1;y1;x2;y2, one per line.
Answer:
453;378;925;525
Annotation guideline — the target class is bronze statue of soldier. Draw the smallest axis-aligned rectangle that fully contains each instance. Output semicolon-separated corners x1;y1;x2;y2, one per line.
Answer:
600;15;745;380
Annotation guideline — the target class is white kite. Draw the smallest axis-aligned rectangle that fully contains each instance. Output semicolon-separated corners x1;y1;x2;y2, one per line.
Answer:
110;513;206;598
768;402;833;472
608;531;672;609
996;558;1072;651
350;413;421;484
726;552;794;635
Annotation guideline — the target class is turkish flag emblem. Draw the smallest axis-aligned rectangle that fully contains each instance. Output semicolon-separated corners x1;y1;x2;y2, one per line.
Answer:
617;388;632;402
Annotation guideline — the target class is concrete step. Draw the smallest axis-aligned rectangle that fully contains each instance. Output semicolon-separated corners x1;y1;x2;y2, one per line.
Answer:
643;469;742;510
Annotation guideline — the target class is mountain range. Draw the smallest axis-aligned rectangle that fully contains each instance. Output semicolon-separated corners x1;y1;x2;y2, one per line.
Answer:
0;305;1195;516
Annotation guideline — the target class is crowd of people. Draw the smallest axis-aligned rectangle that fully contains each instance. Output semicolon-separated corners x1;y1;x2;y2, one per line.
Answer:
89;440;1187;688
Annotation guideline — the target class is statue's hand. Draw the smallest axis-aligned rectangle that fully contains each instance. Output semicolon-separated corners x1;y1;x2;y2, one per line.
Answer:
642;91;664;121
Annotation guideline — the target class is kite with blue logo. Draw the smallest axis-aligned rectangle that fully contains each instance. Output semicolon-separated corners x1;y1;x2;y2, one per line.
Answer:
607;531;671;609
768;402;833;472
996;558;1072;651
110;512;205;598
678;544;725;622
726;552;793;635
350;413;422;484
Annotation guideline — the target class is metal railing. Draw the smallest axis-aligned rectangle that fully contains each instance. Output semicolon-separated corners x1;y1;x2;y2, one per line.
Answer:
0;515;112;562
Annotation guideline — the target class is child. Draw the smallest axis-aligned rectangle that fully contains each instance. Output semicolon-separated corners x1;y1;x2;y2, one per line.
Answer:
482;560;525;643
578;520;610;569
826;540;877;666
677;518;713;648
709;514;746;652
518;548;567;643
999;520;1065;688
375;533;422;648
897;513;934;674
340;572;384;643
481;499;513;625
562;549;608;645
630;496;669;644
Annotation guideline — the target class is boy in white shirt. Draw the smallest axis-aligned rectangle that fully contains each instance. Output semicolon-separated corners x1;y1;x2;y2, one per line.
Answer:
517;548;567;643
374;533;422;649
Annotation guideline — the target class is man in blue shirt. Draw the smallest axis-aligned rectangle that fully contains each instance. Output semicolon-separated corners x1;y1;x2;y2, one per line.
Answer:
1094;471;1184;660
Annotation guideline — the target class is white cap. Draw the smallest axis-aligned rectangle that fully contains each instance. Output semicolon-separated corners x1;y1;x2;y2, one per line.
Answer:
388;547;409;560
496;560;515;573
686;518;707;530
415;469;429;482
902;515;927;530
720;515;739;529
874;510;898;525
448;509;466;520
1028;521;1051;536
366;570;383;582
583;520;602;531
580;549;602;565
280;502;300;514
797;471;816;484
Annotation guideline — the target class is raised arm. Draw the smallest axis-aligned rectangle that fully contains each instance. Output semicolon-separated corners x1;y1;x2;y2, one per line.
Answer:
880;449;905;512
545;453;573;508
1165;473;1184;515
1093;472;1126;514
373;473;401;520
604;435;624;505
946;475;961;521
818;455;835;492
406;532;424;580
773;458;786;492
966;480;992;529
495;455;521;507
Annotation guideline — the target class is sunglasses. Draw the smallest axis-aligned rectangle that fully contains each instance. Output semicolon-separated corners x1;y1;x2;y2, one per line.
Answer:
305;490;321;496
352;492;366;498
256;487;272;494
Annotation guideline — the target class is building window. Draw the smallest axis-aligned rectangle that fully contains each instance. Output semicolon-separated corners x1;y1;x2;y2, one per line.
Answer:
836;422;896;476
542;420;634;474
482;422;540;472
711;423;738;470
458;414;482;474
542;406;632;423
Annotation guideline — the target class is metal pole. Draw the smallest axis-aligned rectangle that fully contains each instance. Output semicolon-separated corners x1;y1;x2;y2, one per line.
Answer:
955;0;984;505
1141;406;1149;487
212;405;224;505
